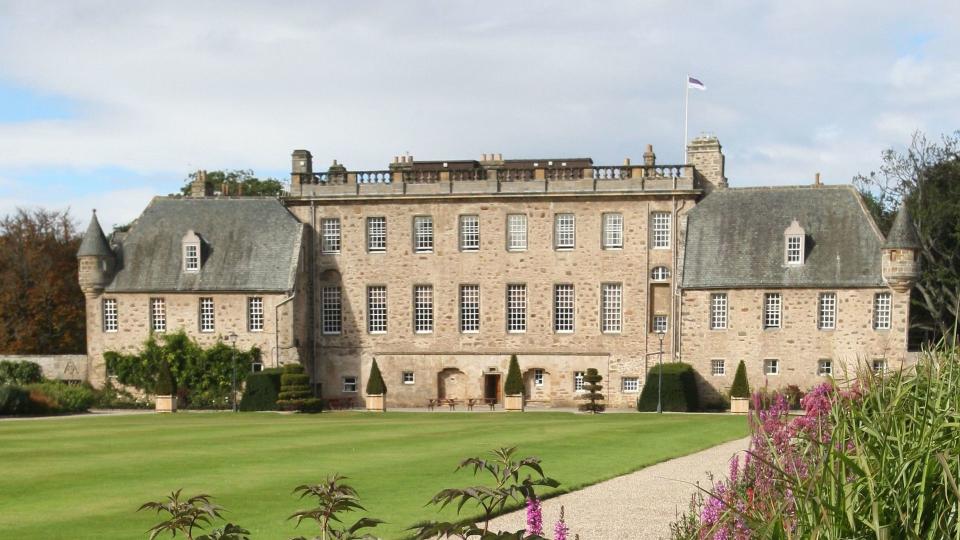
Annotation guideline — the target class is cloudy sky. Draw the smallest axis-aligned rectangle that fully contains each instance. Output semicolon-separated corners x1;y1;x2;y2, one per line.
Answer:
0;1;958;231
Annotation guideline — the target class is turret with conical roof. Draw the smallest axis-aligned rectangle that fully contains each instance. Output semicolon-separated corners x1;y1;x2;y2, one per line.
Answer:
77;210;116;293
881;204;921;293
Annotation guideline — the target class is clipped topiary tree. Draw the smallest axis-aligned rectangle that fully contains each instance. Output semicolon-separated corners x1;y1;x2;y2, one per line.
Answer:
155;360;177;413
366;359;386;395
239;368;283;411
578;368;605;413
504;355;523;396
730;360;750;398
277;363;314;412
637;362;699;412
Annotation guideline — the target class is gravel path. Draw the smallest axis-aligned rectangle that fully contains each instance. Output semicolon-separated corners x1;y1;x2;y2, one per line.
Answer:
489;436;749;540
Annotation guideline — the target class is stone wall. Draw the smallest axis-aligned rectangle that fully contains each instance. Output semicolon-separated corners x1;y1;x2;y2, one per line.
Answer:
679;287;910;406
0;355;89;382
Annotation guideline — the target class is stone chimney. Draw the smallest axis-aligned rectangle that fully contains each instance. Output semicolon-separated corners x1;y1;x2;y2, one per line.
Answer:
291;149;313;190
190;170;212;198
686;135;728;193
643;144;656;166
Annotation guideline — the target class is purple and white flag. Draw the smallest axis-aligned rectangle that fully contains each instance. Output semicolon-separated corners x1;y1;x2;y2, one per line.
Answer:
687;76;706;90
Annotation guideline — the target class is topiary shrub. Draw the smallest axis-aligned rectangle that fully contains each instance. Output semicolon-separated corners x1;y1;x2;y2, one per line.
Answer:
0;384;31;415
277;363;312;412
729;360;750;398
239;368;283;411
0;360;44;385
637;362;699;412
578;368;605;413
155;361;176;396
300;398;325;413
504;355;524;396
365;359;386;395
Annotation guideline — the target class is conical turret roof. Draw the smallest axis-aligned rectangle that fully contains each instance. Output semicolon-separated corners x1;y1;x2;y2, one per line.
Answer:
77;210;113;257
883;204;921;250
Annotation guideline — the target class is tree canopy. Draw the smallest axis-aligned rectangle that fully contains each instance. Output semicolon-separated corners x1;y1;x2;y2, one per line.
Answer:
0;208;86;354
855;131;960;343
180;169;286;197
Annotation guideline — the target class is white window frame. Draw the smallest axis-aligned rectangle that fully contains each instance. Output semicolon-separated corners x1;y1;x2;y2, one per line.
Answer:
342;376;358;393
622;377;640;393
650;266;670;281
710;293;728;330
199;297;215;333
322;287;342;335
459;214;480;252
872;359;887;374
150;297;166;333
414;285;433;334
786;235;803;265
248;296;264;332
818;292;836;330
507;284;527;333
574;371;585;392
652;314;668;334
402;371;415;385
367;286;387;334
651;212;671;249
183;243;200;272
764;359;780;375
413;216;433;253
602;213;623;249
507;214;527;251
321;218;341;254
459;284;480;333
874;292;892;330
818;359;833;377
711;359;725;376
554;284;575;333
554;213;575;250
763;293;781;329
601;283;622;333
366;217;386;253
533;369;544;387
103;298;118;333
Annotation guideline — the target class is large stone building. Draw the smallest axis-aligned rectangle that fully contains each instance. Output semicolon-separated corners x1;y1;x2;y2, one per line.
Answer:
78;136;920;407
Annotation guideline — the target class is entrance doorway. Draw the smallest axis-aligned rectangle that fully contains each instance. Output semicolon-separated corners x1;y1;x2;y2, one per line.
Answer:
483;373;502;404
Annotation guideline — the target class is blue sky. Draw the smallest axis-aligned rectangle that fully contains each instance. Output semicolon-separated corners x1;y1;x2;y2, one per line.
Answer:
0;1;958;231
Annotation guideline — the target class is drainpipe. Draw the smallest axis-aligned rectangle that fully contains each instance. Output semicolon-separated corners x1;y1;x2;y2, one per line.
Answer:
275;291;297;368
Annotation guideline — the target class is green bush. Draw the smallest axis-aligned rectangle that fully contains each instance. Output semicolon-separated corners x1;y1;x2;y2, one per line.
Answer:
730;360;750;398
239;369;282;411
92;381;151;409
277;363;312;411
155;361;176;396
365;359;386;395
504;355;523;396
301;398;325;413
0;360;44;385
25;382;95;413
0;384;31;414
578;368;605;413
637;362;699;412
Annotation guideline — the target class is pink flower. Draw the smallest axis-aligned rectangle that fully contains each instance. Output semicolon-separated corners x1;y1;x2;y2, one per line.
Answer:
553;505;569;540
526;497;543;536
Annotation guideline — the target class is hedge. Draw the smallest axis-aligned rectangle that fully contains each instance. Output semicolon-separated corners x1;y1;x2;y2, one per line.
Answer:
1;382;95;415
239;368;283;411
0;360;44;385
637;362;699;412
0;384;31;414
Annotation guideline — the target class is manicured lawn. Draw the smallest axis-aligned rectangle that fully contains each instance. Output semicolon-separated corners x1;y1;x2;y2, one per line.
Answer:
0;411;747;539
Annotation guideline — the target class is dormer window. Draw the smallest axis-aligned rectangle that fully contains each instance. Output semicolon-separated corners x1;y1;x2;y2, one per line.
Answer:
784;220;805;265
182;230;201;273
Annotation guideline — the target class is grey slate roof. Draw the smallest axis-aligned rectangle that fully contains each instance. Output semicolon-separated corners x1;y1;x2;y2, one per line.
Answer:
106;197;302;292
882;205;921;249
77;211;112;257
682;185;885;289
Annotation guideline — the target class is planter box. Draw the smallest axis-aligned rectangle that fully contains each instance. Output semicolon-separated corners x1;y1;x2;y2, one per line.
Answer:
366;394;386;412
155;395;177;413
730;397;749;414
504;394;524;412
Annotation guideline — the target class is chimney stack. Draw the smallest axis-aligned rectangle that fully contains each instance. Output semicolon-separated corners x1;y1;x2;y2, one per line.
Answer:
815;172;821;187
190;170;212;198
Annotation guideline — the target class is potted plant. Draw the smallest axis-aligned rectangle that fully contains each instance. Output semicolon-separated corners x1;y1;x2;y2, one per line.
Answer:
365;359;386;412
503;355;524;412
729;360;750;414
154;360;177;413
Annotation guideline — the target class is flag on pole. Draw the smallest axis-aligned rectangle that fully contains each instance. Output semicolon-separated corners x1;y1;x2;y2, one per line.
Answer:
687;76;706;91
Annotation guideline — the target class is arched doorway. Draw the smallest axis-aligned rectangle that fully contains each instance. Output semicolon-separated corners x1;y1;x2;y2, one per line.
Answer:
437;368;467;400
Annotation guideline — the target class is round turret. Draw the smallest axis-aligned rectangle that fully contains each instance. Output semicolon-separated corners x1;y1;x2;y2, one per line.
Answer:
76;210;115;293
881;204;921;293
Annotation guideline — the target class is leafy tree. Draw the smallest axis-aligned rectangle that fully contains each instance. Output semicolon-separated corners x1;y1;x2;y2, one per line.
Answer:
729;360;750;398
855;130;960;342
0;208;85;353
504;355;524;396
138;490;233;540
365;359;386;395
180;169;286;197
577;368;605;413
289;474;383;540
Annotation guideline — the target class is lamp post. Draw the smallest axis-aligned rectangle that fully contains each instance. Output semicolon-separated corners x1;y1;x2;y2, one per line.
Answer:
226;332;238;413
655;328;666;414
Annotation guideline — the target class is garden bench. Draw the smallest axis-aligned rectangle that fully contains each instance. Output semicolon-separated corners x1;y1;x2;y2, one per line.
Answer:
427;398;439;411
484;398;497;411
445;399;457;411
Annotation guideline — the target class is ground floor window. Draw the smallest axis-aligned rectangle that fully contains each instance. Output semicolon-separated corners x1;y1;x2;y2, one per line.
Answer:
534;369;544;387
573;371;585;392
343;376;358;393
652;314;668;334
711;359;725;376
872;359;887;374
622;377;639;393
764;359;779;375
251;362;263;373
818;359;833;376
402;371;415;384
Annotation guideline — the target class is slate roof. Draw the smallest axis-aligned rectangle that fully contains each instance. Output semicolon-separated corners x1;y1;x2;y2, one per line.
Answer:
882;205;921;249
682;185;886;289
77;211;112;257
106;197;302;292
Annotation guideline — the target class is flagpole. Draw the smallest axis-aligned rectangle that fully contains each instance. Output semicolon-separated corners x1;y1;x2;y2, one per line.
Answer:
683;75;689;164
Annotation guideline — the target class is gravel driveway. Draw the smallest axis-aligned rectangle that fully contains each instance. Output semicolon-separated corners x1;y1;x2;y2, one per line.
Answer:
488;436;749;539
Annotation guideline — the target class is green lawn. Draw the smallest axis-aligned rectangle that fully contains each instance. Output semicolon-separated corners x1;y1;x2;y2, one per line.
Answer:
0;411;747;539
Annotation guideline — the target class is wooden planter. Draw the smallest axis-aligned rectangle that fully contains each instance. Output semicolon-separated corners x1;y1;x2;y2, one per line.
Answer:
730;397;749;414
366;394;386;412
155;395;177;413
504;394;524;412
